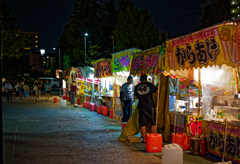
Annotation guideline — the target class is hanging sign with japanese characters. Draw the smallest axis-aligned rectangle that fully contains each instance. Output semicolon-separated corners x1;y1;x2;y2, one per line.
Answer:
92;59;113;78
164;23;238;71
130;46;164;76
112;48;141;73
203;121;240;163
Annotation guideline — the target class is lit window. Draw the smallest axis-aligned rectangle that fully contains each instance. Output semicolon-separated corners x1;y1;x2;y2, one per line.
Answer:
233;10;235;13
238;14;240;17
16;34;18;36
36;40;38;43
36;35;38;38
47;56;49;58
238;6;239;9
35;45;38;48
44;61;46;63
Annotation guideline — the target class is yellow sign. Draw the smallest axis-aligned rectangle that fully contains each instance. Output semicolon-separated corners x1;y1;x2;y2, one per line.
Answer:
203;120;240;163
164;23;238;71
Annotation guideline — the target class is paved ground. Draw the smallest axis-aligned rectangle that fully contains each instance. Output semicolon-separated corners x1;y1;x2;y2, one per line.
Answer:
2;96;162;164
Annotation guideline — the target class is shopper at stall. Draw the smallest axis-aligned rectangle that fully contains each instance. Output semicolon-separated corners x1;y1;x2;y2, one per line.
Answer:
70;81;77;105
134;74;158;143
4;80;13;102
44;80;51;101
19;81;25;101
14;82;20;99
23;82;30;100
34;78;41;101
120;76;134;124
39;79;44;97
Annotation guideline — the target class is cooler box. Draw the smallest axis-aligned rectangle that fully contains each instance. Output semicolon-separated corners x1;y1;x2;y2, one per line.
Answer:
171;133;188;151
146;133;163;153
162;144;183;164
61;100;67;106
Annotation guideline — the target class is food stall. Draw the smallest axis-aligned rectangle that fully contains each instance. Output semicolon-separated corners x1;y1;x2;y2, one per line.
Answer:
62;67;76;99
75;66;100;105
163;20;239;160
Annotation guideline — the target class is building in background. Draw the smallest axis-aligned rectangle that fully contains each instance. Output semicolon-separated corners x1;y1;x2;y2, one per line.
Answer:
22;31;42;71
42;53;57;74
200;0;220;22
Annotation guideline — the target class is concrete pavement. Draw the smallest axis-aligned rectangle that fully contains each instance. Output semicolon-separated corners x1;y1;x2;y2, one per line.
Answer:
2;96;162;164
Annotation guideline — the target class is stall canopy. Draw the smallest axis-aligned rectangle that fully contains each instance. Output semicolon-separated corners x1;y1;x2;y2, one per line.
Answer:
111;48;141;74
92;58;113;78
163;21;239;72
130;46;165;76
62;67;75;79
75;66;94;79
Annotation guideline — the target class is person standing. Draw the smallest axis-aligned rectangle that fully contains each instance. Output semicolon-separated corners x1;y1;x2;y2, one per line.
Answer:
134;74;158;143
19;81;24;101
44;80;51;101
23;82;30;100
120;76;134;124
39;79;44;98
2;83;6;98
4;80;13;102
34;79;41;101
14;82;20;99
70;81;77;105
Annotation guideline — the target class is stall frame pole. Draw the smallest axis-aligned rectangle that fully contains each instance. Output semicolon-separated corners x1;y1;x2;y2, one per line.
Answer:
155;73;161;133
92;78;94;103
174;78;180;140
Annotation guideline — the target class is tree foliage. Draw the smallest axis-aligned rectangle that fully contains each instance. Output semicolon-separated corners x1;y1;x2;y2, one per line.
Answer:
58;0;160;68
0;0;26;58
198;5;216;30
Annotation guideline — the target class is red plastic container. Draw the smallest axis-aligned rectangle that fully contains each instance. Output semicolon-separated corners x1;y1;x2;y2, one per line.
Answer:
110;113;113;118
77;99;80;105
122;122;127;130
146;133;163;153
67;96;71;102
63;95;66;100
97;106;101;114
172;133;188;151
83;101;86;108
86;102;90;109
110;110;113;114
103;106;108;116
101;106;104;115
188;136;192;150
90;103;95;111
54;97;57;103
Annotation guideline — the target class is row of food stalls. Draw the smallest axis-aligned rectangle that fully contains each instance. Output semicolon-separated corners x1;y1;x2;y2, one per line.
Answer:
57;20;240;162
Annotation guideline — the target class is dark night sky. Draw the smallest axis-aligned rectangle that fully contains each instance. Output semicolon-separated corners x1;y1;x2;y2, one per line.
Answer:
7;0;206;53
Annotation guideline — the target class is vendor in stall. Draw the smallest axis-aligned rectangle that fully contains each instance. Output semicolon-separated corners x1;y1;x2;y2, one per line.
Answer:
120;76;134;124
134;74;158;143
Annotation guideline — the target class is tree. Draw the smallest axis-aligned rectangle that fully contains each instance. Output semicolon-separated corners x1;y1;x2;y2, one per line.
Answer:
0;0;26;58
197;5;216;30
113;0;160;51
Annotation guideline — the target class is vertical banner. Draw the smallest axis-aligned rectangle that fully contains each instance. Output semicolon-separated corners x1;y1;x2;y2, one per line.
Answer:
130;46;164;76
112;48;141;73
164;23;238;71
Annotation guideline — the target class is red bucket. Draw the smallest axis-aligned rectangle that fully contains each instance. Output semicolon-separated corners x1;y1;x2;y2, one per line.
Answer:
54;98;57;103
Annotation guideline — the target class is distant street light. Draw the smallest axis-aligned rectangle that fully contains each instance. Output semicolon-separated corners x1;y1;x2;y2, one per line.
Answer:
53;47;56;50
40;49;45;71
84;33;88;66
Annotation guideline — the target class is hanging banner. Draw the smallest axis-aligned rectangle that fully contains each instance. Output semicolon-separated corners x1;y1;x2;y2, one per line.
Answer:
92;59;113;78
62;67;72;79
112;48;141;73
130;46;164;76
76;68;83;78
203;121;240;163
164;23;238;71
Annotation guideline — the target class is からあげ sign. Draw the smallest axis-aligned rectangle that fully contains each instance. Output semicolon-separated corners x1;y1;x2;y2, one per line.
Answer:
203;121;240;163
112;48;141;73
164;23;239;71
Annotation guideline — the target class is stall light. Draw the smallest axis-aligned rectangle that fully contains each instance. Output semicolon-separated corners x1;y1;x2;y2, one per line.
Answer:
238;6;239;9
47;56;49;58
44;61;46;63
238;14;240;17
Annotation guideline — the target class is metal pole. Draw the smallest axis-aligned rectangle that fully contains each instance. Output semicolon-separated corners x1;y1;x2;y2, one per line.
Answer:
51;58;52;68
59;49;60;69
92;77;94;103
47;62;48;70
84;36;86;66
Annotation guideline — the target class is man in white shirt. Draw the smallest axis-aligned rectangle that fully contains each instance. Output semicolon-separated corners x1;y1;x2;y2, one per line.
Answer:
4;80;13;102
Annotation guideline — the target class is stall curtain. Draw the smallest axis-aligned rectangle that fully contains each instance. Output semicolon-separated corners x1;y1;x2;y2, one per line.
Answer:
163;23;238;72
112;48;141;73
118;73;170;142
